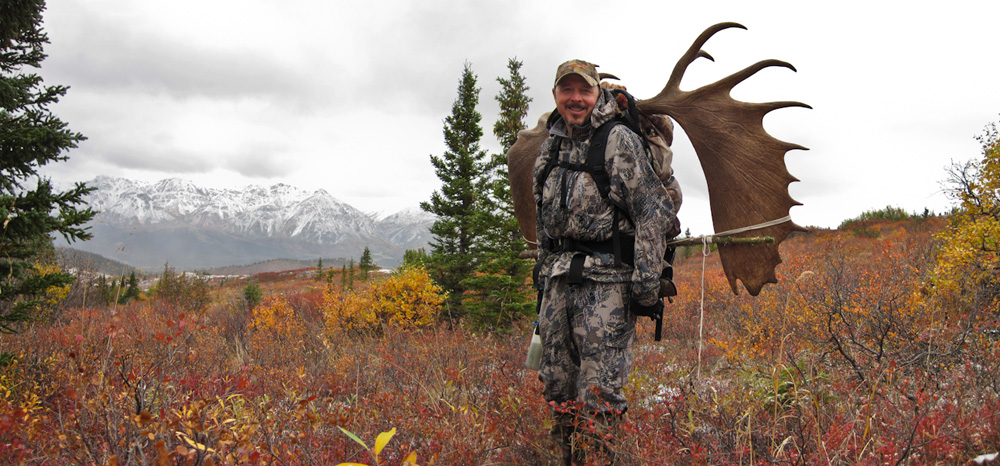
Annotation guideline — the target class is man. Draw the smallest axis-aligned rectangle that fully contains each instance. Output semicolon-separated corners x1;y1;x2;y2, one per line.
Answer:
533;59;679;464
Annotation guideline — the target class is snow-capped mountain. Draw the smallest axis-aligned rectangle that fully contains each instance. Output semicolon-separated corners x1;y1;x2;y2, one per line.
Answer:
377;207;437;246
64;176;436;271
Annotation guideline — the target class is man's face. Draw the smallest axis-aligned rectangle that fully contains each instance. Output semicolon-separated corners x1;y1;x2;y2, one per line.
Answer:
553;74;598;128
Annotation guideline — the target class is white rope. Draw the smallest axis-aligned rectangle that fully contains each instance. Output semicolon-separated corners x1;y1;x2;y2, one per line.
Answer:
710;215;792;239
690;215;789;380
697;235;708;380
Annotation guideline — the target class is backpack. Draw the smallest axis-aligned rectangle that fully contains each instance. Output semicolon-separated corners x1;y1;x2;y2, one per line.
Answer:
538;88;676;341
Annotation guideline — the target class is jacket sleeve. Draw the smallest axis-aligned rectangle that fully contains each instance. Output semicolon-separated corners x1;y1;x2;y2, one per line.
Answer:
606;126;679;306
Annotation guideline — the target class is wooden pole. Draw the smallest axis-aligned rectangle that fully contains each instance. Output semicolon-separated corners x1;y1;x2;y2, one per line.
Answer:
667;235;774;247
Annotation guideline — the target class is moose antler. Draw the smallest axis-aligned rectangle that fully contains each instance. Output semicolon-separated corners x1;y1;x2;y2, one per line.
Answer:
636;22;810;296
505;22;809;296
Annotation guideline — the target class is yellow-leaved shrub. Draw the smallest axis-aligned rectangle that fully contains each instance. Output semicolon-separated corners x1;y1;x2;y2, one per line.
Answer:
323;267;444;336
33;263;70;321
249;295;307;347
934;119;1000;309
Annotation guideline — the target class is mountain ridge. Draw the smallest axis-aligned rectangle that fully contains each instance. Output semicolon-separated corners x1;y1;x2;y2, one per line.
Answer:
62;176;435;272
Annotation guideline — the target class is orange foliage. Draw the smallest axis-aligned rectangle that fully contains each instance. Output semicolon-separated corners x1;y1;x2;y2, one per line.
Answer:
249;295;308;349
323;267;444;336
248;296;307;356
7;216;1000;465
678;220;948;373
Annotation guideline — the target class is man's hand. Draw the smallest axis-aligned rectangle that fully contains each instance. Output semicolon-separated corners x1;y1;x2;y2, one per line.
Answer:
658;278;677;298
629;297;664;320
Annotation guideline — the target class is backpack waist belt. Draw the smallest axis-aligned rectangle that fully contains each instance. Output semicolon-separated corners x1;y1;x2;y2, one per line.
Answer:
552;235;635;284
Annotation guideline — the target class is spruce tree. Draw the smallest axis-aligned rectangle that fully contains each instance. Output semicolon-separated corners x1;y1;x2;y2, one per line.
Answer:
358;247;375;280
96;275;112;306
462;58;535;328
122;271;141;303
420;63;490;319
492;58;533;156
0;0;95;333
315;258;324;282
242;280;262;311
402;248;429;269
347;258;354;289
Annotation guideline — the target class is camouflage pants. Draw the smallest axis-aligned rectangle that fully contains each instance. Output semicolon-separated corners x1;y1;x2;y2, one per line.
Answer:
538;275;636;414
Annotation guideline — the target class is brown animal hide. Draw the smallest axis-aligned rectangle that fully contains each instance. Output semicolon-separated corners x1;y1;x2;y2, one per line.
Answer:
506;22;809;296
507;112;549;248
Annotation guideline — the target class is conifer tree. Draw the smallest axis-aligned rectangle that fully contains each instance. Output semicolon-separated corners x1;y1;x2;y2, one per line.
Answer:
402;248;429;269
315;258;324;282
421;63;490;319
359;247;375;280
121;271;141;303
96;275;112;306
242;280;262;311
462;58;535;327
0;0;95;333
347;258;355;289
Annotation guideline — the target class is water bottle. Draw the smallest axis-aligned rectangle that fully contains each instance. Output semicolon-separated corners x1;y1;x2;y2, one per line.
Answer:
525;323;542;370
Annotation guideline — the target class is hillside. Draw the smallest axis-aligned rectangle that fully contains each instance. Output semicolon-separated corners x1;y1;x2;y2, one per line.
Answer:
56;247;147;278
197;258;348;276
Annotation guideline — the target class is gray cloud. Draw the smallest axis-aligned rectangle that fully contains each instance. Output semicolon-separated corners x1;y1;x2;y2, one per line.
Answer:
43;1;342;111
225;143;296;179
32;0;1000;233
49;40;321;109
104;148;212;173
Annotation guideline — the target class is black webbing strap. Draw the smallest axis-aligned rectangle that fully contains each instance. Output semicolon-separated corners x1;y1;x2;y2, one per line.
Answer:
587;122;616;200
555;235;636;285
568;254;586;285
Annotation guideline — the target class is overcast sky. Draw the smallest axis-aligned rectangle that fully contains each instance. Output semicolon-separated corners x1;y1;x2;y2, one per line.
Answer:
35;0;1000;235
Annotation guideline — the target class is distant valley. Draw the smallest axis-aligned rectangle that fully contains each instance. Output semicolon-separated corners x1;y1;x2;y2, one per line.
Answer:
59;176;435;272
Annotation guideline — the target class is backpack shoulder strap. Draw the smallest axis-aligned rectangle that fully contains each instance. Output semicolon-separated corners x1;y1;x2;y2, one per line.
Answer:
588;120;638;268
586;121;619;201
587;119;637;221
537;135;562;199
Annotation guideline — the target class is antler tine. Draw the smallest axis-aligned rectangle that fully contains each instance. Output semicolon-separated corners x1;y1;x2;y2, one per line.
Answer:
752;100;814;128
761;100;813;112
662;22;746;94
708;59;800;96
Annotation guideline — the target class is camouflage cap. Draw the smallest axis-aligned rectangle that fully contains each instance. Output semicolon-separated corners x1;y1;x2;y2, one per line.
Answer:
554;59;600;87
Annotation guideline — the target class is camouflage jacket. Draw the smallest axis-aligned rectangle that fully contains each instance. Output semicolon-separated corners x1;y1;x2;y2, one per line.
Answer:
533;88;679;306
